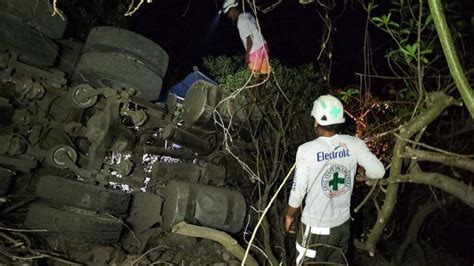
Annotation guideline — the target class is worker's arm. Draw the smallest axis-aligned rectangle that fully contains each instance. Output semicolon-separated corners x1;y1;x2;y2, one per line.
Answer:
356;139;385;179
245;36;252;63
285;147;308;233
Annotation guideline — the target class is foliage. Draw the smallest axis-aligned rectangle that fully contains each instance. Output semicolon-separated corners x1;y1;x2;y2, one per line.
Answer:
337;86;360;103
204;56;327;140
367;0;474;98
204;1;474;263
355;0;474;260
203;56;327;264
371;9;434;64
368;1;431;100
204;56;325;109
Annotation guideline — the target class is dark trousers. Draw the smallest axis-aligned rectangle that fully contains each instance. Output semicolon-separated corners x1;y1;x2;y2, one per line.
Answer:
295;219;350;265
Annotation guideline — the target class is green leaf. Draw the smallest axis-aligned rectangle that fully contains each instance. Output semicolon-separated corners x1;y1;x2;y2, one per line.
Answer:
374;22;384;28
424;14;433;28
389;21;400;28
419;49;432;55
410;43;418;54
367;2;379;11
400;45;411;56
382;13;392;24
372;17;384;23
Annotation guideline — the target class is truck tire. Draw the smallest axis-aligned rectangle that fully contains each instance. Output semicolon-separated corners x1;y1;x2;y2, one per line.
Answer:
0;14;58;67
35;175;131;217
25;203;123;243
0;167;13;196
74;51;163;101
0;0;67;39
84;27;169;78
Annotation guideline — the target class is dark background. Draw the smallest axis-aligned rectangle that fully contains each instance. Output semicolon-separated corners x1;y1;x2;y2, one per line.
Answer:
127;0;392;88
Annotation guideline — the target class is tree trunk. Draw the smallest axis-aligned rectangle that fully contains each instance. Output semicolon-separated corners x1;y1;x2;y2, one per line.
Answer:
355;92;456;255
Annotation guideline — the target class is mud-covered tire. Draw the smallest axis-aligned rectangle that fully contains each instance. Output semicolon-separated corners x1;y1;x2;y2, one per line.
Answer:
0;167;13;196
35;175;131;217
84;27;169;78
0;13;58;67
25;203;123;243
0;0;67;39
74;51;163;101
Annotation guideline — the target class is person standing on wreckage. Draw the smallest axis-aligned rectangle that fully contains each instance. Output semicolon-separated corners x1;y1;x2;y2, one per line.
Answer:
222;0;270;76
284;94;386;265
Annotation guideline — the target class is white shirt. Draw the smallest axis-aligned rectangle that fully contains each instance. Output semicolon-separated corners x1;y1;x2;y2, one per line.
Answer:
288;134;385;228
237;13;266;53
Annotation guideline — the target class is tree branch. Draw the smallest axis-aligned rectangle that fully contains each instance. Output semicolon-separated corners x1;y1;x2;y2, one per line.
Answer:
172;222;259;266
394;133;470;158
428;0;474;118
389;173;473;208
356;92;456;255
404;147;474;172
243;163;296;265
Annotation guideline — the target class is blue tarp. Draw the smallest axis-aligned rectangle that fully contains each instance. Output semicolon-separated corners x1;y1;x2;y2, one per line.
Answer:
162;71;217;101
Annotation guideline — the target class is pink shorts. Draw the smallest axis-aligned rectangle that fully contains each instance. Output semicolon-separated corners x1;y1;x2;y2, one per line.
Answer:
248;44;270;74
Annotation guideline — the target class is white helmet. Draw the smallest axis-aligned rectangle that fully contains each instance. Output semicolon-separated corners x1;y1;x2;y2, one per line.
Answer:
311;95;345;126
222;0;238;14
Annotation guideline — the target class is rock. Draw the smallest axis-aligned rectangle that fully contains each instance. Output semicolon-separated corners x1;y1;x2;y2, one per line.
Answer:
222;252;231;262
91;246;114;264
229;260;241;266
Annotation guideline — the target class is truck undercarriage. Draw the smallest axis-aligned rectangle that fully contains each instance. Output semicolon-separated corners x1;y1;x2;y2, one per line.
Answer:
0;2;253;263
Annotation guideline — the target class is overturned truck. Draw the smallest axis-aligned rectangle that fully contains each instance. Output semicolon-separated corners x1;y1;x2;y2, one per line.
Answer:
0;1;249;249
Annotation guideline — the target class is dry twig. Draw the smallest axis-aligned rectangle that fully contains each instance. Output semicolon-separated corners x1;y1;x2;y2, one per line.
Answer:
242;163;296;265
51;0;66;21
125;0;146;16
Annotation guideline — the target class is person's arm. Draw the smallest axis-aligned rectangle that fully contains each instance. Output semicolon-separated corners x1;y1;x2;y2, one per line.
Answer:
356;139;385;179
284;147;308;233
245;36;252;63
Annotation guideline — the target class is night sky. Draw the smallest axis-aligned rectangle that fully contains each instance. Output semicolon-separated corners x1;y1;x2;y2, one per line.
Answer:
129;0;392;88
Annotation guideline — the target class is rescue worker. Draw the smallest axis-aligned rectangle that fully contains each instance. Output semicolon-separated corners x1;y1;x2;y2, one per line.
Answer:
284;95;385;265
222;0;270;75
